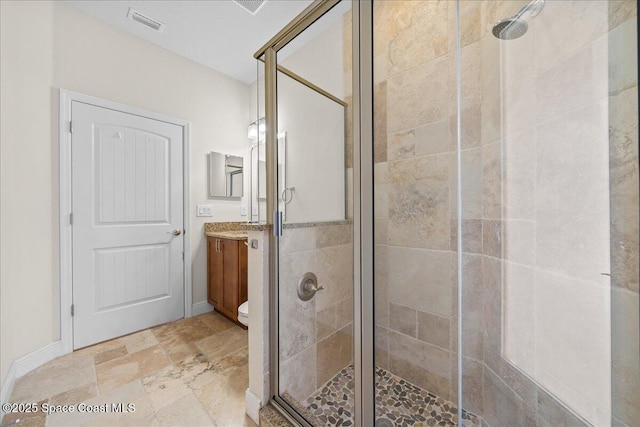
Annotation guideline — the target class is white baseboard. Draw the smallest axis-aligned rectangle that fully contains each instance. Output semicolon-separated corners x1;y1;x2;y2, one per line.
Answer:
1;340;65;416
191;301;214;317
245;388;262;424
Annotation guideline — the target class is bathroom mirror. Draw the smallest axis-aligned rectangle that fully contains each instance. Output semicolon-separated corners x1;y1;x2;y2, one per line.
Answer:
209;151;243;198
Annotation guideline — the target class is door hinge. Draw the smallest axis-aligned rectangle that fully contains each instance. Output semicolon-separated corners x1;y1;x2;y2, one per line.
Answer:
182;251;184;260
273;210;283;237
69;121;74;134
71;304;75;317
69;212;74;225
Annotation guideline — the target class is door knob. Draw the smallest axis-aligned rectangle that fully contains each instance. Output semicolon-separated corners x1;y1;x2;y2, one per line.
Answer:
167;229;182;236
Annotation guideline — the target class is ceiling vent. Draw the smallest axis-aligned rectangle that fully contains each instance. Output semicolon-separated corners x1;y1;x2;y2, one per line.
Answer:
127;8;165;31
233;0;267;15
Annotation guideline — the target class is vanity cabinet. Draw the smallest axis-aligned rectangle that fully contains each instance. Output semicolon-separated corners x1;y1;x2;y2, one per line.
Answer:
207;236;248;327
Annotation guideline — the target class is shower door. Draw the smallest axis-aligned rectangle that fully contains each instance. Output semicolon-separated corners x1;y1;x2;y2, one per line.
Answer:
260;1;358;425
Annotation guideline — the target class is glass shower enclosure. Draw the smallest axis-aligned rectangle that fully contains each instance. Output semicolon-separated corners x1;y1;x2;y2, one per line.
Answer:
253;1;639;426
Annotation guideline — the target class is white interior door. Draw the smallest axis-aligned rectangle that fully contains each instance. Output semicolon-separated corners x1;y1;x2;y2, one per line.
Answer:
72;101;184;349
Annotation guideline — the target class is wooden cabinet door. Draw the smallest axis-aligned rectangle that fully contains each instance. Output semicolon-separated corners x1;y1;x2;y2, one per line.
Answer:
220;239;240;317
207;237;223;306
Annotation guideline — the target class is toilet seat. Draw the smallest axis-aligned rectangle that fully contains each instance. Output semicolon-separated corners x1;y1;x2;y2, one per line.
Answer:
238;301;249;326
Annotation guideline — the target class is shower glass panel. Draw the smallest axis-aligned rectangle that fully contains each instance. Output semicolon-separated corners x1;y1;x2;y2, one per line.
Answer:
273;2;354;425
458;2;639;426
372;1;466;425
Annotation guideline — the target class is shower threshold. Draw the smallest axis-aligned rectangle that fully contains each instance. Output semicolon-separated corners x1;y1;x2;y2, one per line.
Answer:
299;365;483;427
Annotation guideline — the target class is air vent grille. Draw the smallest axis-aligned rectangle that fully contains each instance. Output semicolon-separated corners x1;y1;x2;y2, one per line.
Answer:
233;0;266;15
127;8;165;31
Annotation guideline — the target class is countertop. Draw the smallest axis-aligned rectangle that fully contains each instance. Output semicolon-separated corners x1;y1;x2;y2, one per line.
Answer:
205;230;248;240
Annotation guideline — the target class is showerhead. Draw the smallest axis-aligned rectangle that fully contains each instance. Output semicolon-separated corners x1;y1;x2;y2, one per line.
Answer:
492;0;545;40
492;17;528;40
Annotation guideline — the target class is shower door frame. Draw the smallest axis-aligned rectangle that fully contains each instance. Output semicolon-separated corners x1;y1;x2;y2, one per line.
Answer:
254;1;375;425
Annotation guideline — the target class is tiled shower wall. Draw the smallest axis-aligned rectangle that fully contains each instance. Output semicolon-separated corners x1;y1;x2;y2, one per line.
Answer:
373;1;638;426
278;223;354;403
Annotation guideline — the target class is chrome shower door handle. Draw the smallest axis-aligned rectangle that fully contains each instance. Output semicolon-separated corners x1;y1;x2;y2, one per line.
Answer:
167;229;182;236
281;187;295;204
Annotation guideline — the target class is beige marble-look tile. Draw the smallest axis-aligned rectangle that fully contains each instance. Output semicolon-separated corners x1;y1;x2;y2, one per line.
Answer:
94;345;128;365
151;317;215;348
164;342;203;365
535;101;610;281
196;326;248;363
534;0;608;75
10;353;95;403
374;244;389;328
375;325;390;371
388;154;451;250
417;310;450;350
450;219;482;254
387;246;453;317
48;380;147;427
316;326;353;387
316;304;336;342
83;394;156;427
155;394;213;427
608;0;637;30
612;287;640;426
50;383;97;406
0;399;48;427
482;219;502;258
456;1;481;49
482;367;536;427
335;297;353;330
374;81;387;164
278;250;317;360
388;0;448;76
315;244;353;311
458;146;483;219
119;329;160;354
388;331;451;400
387;56;449;133
142;368;192;412
503;128;537;220
96;345;172;394
74;338;125;357
196;311;235;332
536;44;607;124
482;141;501;220
278;226;316;254
388;302;416;338
315;224;352;248
279;345;317;403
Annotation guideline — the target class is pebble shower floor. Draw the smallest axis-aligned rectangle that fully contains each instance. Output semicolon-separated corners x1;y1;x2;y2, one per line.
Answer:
304;366;482;427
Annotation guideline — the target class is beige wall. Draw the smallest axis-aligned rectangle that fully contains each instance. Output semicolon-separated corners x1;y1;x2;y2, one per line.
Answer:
0;0;251;389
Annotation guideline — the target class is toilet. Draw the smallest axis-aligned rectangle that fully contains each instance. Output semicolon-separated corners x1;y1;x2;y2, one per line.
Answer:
237;301;249;327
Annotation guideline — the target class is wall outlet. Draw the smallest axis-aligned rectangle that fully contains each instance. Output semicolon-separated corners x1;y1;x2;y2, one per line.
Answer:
196;205;213;217
240;206;248;216
252;206;258;216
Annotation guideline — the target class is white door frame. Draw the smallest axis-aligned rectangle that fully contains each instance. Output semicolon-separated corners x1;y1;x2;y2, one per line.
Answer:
59;89;191;355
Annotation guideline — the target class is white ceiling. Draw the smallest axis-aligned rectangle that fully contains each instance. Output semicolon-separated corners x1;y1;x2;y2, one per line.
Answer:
63;0;314;84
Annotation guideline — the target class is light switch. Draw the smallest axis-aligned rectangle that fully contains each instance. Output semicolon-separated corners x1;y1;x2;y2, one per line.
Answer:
240;206;248;216
196;205;213;217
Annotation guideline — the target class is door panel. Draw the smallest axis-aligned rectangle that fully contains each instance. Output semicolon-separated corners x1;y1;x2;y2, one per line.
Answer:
72;101;184;349
273;1;355;424
221;239;239;317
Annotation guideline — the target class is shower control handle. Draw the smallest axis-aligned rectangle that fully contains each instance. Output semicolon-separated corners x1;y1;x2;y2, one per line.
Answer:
297;272;323;301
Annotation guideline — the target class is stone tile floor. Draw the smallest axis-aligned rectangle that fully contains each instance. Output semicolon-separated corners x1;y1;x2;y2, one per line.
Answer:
305;366;482;427
1;312;256;427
